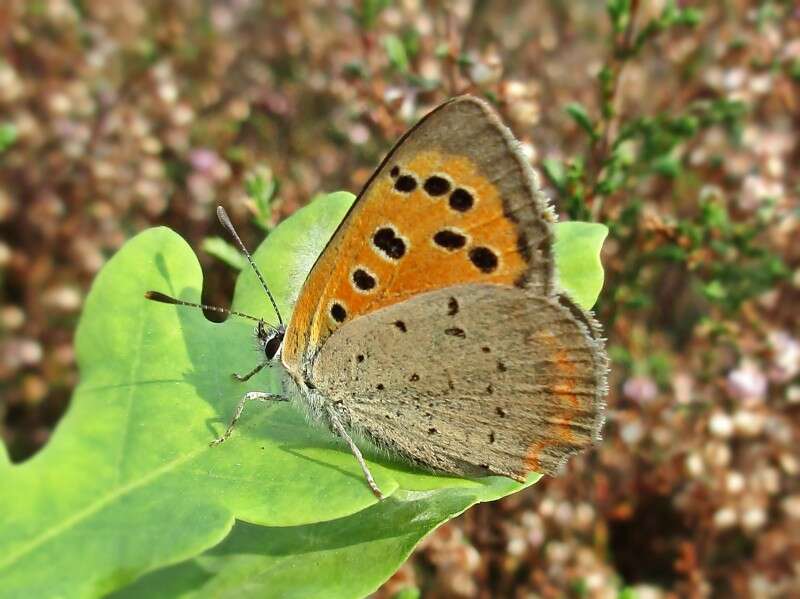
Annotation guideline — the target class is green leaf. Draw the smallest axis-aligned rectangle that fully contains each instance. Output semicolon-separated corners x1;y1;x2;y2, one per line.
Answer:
245;167;279;232
606;0;631;34
0;192;605;598
541;158;567;192
112;488;496;599
0;122;17;153
201;236;245;271
565;103;599;141
354;0;391;29
383;35;410;73
554;221;609;309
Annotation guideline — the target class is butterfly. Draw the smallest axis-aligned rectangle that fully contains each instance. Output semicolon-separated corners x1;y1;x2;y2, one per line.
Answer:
147;95;608;499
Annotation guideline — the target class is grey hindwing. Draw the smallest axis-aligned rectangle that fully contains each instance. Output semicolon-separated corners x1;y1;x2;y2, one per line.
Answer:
309;284;607;479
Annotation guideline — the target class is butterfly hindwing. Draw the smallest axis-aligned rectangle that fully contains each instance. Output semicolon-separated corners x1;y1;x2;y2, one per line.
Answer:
310;284;607;478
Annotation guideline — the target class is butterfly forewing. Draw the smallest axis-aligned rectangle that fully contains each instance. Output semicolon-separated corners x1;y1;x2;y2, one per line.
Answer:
282;96;554;376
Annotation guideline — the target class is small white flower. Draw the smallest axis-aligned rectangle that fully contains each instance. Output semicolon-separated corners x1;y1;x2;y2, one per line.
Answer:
726;359;767;403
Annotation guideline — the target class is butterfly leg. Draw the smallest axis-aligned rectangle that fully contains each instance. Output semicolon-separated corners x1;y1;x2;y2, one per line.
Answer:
326;406;385;500
232;360;269;382
210;392;288;447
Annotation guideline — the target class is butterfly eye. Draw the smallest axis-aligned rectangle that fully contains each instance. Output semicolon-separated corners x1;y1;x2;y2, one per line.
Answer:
264;333;283;360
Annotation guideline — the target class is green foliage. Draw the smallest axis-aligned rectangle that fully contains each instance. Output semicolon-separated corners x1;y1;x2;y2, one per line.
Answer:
201;236;245;271
630;1;702;55
0;192;606;598
566;103;599;141
383;34;410;73
606;0;632;35
543;4;784;320
351;0;392;29
0;123;17;153
675;197;787;311
245;167;280;232
555;222;608;309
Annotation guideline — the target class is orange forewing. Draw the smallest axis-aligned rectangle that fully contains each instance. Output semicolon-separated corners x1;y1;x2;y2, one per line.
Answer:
282;96;552;380
284;148;526;368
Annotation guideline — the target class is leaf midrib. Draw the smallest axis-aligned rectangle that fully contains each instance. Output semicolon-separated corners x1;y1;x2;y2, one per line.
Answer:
0;445;207;572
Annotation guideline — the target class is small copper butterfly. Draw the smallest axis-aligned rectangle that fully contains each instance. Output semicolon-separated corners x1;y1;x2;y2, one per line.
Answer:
147;95;608;499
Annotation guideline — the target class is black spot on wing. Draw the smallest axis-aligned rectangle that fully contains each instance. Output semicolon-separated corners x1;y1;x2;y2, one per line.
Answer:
330;302;346;322
394;174;417;192
433;230;466;251
517;230;532;262
352;268;376;291
373;227;406;260
449;188;474;212
447;297;459;315
469;247;499;273
423;175;451;196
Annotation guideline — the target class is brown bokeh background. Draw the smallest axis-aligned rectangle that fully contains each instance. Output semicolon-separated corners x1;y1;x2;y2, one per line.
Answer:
1;1;799;597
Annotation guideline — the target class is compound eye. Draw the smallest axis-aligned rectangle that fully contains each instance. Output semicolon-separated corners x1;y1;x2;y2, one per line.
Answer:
264;334;282;360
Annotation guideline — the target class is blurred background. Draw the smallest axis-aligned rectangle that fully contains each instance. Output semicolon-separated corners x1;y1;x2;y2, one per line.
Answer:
1;1;798;597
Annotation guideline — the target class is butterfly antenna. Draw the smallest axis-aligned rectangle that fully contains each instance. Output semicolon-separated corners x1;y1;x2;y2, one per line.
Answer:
216;206;284;326
144;290;262;323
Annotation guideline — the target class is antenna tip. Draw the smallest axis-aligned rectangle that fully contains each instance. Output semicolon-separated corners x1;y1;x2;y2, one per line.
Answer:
216;206;232;228
145;290;179;304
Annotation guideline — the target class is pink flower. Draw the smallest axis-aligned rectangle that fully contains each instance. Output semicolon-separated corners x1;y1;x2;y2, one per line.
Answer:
623;375;658;403
768;331;800;383
726;360;767;404
189;148;221;174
